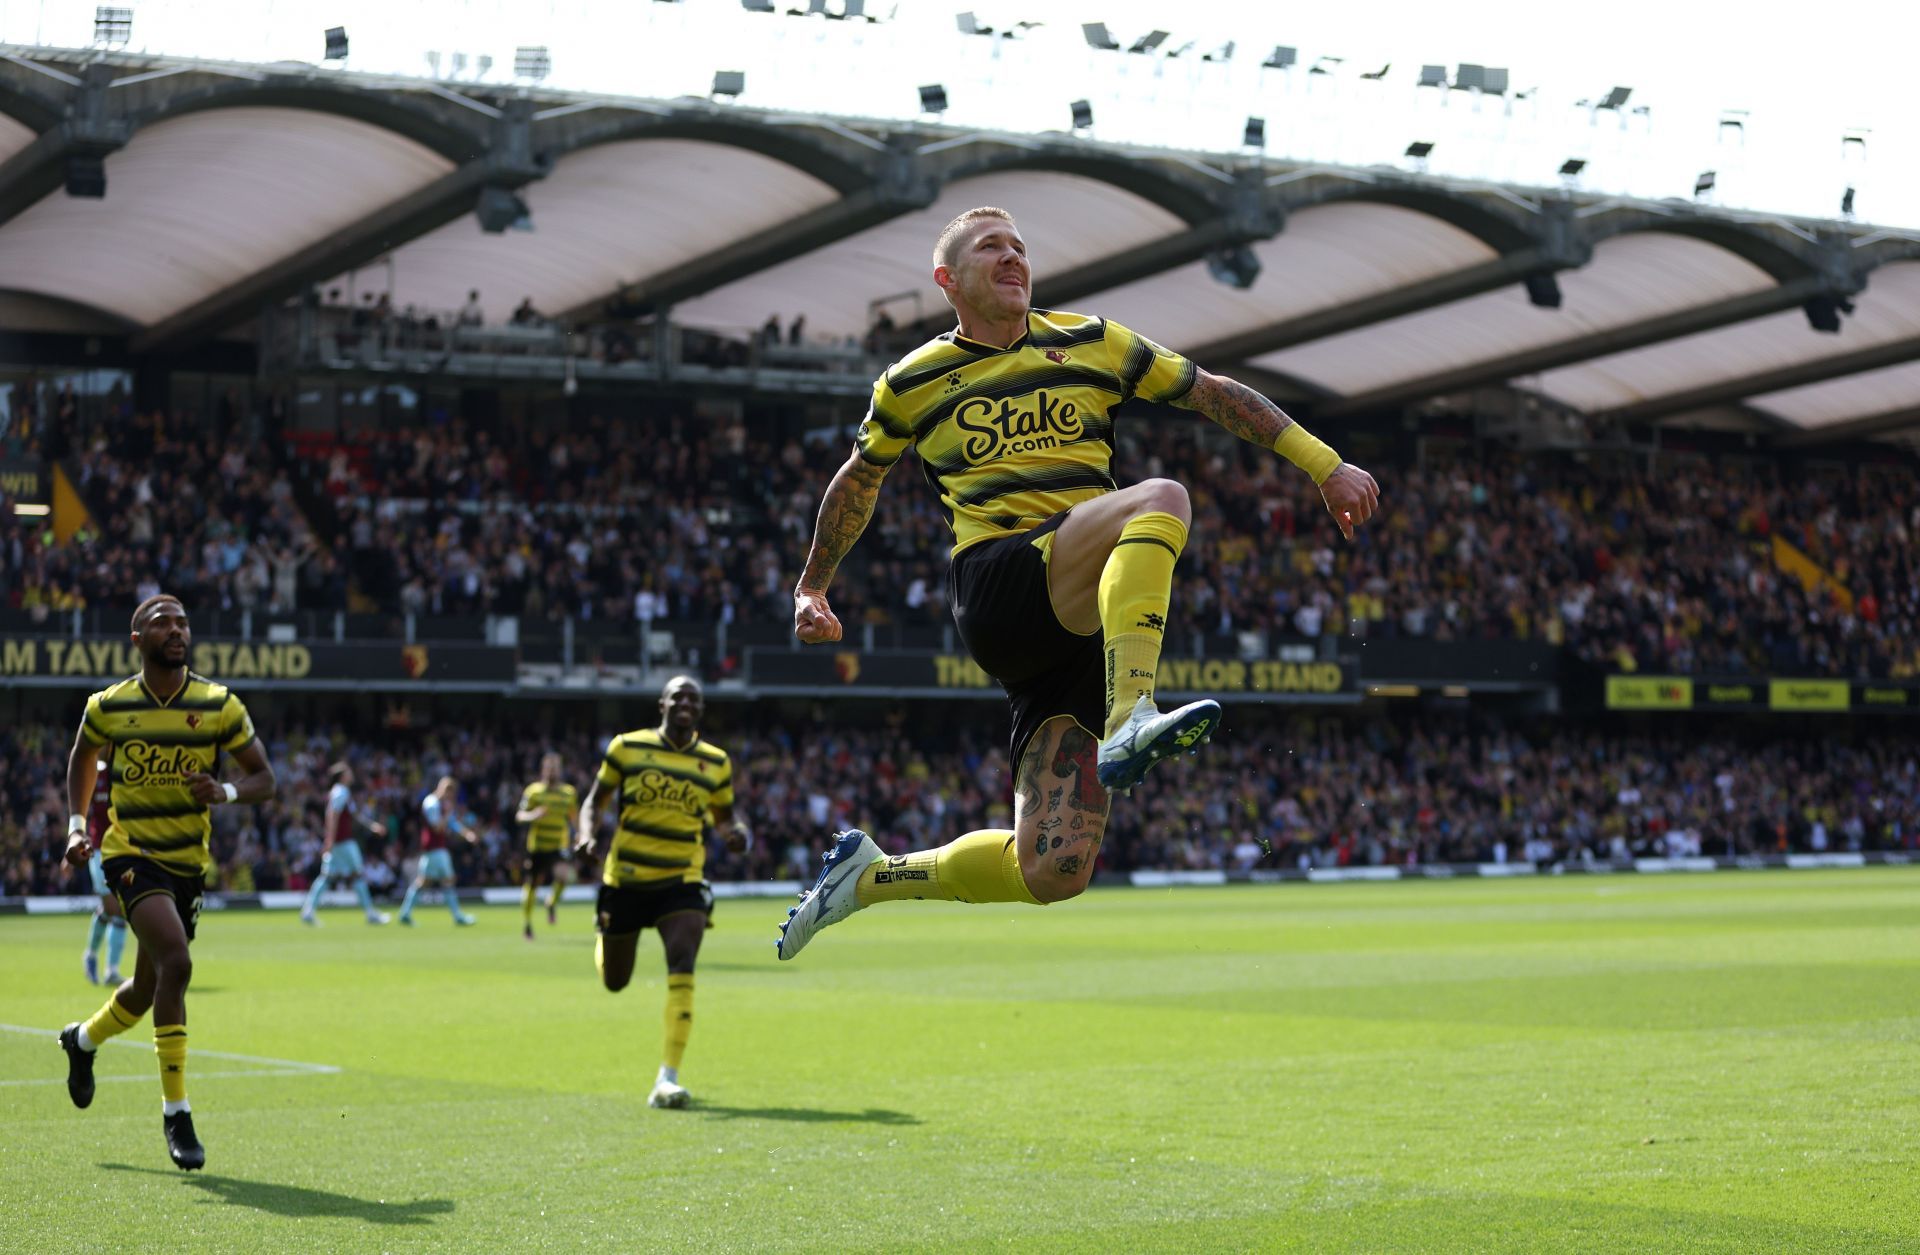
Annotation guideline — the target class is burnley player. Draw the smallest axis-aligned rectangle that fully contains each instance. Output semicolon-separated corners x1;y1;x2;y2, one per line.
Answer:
397;775;479;927
300;761;391;926
79;750;129;985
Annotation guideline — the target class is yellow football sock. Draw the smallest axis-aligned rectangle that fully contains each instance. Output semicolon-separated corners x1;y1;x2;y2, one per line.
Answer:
855;829;1041;906
594;935;607;982
521;881;536;925
545;882;562;910
154;1025;187;1104
662;975;694;1071
82;992;142;1048
1099;511;1187;737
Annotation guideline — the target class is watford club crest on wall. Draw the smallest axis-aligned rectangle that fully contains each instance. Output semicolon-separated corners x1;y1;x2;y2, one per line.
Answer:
835;652;861;684
400;646;430;678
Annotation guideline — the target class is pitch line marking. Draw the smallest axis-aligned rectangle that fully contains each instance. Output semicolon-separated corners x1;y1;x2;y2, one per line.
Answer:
0;1022;342;1075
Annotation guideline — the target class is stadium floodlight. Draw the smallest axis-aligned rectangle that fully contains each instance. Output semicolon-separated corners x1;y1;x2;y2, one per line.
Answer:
1262;45;1296;70
1082;22;1119;50
1841;186;1856;217
1524;273;1562;309
1596;86;1632;110
1405;140;1434;158
1243;116;1265;149
476;186;531;234
1206;246;1260;290
1558;158;1586;177
1803;293;1852;333
514;45;551;81
918;84;948;115
1202;41;1235;63
65;154;106;199
1454;64;1485;92
94;6;133;47
1718;111;1747;144
742;0;775;9
712;71;745;99
1417;65;1446;89
956;12;991;35
1693;170;1716;199
1482;68;1509;95
1069;99;1093;131
323;27;348;61
1309;55;1343;75
1359;63;1390;80
1127;30;1169;54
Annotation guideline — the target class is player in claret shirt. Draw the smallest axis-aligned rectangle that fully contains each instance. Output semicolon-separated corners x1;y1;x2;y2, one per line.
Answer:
78;748;128;986
398;775;479;927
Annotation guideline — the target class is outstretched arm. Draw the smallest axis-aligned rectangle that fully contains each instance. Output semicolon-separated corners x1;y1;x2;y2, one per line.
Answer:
1173;368;1381;540
793;451;892;643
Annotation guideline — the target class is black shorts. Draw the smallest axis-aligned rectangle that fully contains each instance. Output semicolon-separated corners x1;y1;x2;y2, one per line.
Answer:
595;880;713;935
526;849;564;881
102;855;204;942
946;510;1104;766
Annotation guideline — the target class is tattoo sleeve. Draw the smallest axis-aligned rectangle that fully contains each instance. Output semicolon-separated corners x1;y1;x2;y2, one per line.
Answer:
796;454;891;595
1172;370;1296;448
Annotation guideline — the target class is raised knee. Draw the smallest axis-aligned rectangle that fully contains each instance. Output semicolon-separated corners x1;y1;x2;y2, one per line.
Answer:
1137;478;1191;525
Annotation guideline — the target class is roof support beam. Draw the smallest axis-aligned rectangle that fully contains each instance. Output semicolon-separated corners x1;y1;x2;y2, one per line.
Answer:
1183;246;1570;366
133;104;546;353
1774;403;1920;447
1316;275;1840;418
1034;196;1284;312
1596;335;1920;425
0;64;127;230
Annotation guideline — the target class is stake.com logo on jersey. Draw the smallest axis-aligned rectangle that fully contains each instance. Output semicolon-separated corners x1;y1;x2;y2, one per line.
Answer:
954;390;1084;464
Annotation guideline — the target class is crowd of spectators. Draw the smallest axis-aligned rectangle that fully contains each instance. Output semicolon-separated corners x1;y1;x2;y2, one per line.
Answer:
5;399;1916;679
4;711;1916;899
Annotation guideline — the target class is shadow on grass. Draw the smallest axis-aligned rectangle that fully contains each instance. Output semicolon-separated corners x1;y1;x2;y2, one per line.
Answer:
101;1163;453;1225
695;1105;922;1126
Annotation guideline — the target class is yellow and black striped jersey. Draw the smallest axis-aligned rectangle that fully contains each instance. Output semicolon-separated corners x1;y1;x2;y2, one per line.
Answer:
855;308;1198;555
594;729;733;888
520;780;578;853
78;673;257;877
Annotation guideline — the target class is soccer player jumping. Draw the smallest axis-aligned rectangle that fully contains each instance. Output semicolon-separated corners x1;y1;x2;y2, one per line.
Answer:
778;206;1379;959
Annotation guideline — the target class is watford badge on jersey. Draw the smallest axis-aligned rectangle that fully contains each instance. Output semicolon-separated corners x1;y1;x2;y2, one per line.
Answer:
1045;350;1070;364
184;713;202;729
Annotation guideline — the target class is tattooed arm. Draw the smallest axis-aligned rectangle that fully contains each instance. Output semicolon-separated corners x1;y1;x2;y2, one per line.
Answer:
1172;368;1300;447
1173;367;1383;541
793;451;892;644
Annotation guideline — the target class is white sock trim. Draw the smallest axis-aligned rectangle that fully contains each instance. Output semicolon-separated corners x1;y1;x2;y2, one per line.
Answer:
657;1066;678;1086
163;1098;191;1116
77;1025;97;1052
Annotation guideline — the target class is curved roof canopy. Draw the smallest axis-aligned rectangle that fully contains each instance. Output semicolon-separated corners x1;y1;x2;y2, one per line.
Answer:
0;50;1912;446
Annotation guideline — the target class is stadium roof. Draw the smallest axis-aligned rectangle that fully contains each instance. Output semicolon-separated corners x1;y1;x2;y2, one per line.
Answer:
0;47;1916;448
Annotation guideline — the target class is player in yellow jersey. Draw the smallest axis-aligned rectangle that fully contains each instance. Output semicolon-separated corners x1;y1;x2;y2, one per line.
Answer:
55;594;277;1169
576;675;751;1109
778;206;1380;959
515;753;577;940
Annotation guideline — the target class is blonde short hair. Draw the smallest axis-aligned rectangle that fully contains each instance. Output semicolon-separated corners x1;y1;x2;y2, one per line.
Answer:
933;207;1016;269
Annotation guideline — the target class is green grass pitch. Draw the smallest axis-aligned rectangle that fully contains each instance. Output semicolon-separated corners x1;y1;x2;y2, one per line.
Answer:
4;869;1918;1253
